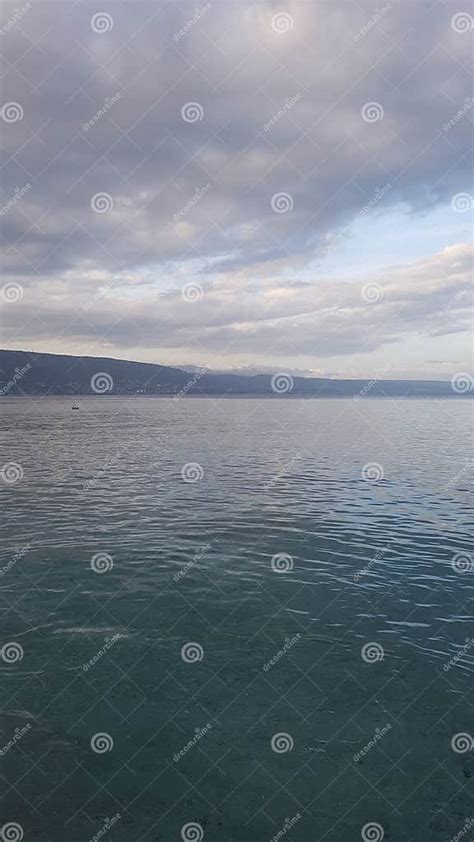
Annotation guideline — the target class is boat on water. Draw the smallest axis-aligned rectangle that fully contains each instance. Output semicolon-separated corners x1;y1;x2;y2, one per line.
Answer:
72;404;79;410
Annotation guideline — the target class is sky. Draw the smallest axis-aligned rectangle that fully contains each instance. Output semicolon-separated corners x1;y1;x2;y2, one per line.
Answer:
1;0;473;379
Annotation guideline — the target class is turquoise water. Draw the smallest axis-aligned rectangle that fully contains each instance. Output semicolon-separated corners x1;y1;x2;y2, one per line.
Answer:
1;397;472;842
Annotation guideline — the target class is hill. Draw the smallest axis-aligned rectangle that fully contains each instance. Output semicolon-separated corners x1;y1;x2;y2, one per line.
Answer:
0;349;464;398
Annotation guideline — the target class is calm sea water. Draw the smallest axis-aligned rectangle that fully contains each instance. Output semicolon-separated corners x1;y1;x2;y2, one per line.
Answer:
1;397;472;842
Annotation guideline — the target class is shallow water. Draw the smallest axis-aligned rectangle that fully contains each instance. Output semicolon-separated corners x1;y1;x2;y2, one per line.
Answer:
0;397;472;841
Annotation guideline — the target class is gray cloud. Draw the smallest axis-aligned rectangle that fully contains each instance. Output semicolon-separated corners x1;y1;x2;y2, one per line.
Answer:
0;0;472;374
3;244;472;369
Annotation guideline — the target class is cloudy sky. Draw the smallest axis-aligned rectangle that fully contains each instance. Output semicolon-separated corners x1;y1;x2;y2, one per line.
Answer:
1;0;472;379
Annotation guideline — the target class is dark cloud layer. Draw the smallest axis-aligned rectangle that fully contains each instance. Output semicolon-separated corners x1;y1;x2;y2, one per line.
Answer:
0;0;472;373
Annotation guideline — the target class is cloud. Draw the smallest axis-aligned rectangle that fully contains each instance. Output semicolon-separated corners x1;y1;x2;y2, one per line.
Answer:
4;244;472;371
1;0;472;375
1;0;472;274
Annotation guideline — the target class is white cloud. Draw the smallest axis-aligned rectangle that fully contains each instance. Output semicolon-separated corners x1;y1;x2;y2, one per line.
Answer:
1;0;472;376
4;243;472;378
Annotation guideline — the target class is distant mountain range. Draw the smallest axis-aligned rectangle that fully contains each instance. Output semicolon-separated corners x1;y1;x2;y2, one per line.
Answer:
0;349;467;398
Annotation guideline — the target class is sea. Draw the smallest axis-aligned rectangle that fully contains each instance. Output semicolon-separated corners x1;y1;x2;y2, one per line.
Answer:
1;397;472;842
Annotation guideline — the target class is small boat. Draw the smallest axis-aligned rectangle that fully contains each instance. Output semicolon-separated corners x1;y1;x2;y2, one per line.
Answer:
72;404;79;410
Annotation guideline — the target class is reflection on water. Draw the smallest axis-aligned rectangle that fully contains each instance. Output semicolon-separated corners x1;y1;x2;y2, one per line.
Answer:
0;397;472;841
